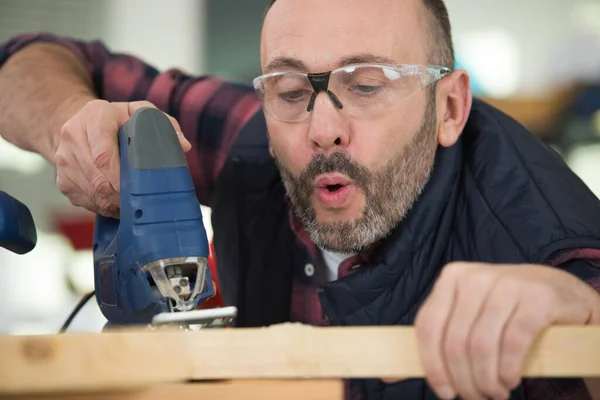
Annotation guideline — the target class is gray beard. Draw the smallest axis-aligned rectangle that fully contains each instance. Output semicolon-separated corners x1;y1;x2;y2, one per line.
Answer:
274;95;439;254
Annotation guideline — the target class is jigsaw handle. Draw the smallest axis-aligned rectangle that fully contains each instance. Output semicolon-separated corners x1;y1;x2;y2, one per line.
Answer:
117;107;211;267
124;106;188;172
0;191;37;254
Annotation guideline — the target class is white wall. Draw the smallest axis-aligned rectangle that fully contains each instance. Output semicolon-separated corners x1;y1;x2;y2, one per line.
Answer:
447;0;600;96
102;0;206;75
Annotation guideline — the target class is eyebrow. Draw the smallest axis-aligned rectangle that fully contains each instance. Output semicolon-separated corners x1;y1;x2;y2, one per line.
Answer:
263;53;398;73
337;53;397;67
263;57;308;73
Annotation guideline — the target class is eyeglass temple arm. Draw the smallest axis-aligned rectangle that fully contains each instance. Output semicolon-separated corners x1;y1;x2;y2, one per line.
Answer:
420;67;452;86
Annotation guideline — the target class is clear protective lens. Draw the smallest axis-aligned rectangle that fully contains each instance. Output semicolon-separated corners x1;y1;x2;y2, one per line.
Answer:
260;72;313;122
329;64;424;118
253;64;448;122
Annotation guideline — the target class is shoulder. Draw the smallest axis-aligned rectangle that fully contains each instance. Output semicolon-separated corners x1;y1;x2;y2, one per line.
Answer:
456;98;600;263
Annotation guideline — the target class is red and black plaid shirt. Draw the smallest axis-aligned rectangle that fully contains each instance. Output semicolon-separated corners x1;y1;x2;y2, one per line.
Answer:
2;33;600;400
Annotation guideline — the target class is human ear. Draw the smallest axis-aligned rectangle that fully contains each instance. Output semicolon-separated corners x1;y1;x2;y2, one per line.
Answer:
436;69;472;148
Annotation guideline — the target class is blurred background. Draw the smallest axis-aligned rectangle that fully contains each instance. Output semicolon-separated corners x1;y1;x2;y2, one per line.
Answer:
0;0;599;334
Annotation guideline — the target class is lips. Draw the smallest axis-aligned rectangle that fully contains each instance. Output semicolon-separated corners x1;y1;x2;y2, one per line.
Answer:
312;174;355;208
313;174;352;189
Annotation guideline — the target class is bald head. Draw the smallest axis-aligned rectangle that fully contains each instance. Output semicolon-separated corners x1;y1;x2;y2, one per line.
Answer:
264;0;455;69
257;0;471;253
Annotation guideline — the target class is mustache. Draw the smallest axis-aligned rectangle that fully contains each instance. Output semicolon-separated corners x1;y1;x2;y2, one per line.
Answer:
297;152;371;189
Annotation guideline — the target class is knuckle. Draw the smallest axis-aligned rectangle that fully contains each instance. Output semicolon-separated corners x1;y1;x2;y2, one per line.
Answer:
83;99;109;118
59;120;76;142
443;261;462;273
85;98;108;110
55;175;70;194
526;281;550;298
441;261;468;279
96;197;114;213
463;270;491;293
498;278;522;299
54;150;69;169
502;329;527;356
445;332;467;360
93;150;112;170
526;283;556;310
90;174;112;197
56;175;87;209
469;332;494;359
515;312;547;339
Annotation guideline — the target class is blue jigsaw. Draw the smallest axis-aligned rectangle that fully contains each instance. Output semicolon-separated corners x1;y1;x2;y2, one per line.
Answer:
92;107;234;328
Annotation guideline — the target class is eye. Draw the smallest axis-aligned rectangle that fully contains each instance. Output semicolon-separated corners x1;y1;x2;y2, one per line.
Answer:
279;89;310;102
350;85;381;96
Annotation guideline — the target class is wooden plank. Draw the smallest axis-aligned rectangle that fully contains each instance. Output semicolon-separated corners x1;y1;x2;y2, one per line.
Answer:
0;380;344;400
1;324;599;395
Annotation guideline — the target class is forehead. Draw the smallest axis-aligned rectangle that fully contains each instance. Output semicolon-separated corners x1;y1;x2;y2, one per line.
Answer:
261;0;429;73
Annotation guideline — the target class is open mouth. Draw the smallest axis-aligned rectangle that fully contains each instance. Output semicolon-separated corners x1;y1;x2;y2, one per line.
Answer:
326;184;345;192
312;174;355;207
313;174;352;190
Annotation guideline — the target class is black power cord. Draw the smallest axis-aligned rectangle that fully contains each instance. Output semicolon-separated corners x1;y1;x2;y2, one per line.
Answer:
59;290;96;333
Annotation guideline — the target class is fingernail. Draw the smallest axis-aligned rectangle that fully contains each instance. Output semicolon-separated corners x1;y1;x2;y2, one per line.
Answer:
436;386;455;399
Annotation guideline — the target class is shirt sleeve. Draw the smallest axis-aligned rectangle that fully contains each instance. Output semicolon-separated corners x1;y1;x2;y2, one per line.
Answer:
0;33;262;206
521;248;600;400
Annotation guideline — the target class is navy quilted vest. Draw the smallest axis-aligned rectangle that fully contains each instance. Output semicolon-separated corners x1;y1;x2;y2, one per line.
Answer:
210;97;600;399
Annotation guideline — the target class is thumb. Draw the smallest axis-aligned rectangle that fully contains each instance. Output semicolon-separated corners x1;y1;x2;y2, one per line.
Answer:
176;131;192;152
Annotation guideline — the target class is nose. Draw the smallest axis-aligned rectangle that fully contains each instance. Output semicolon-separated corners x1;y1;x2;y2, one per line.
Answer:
307;91;350;152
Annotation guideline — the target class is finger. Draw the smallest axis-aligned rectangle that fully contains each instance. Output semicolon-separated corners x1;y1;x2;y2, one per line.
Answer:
56;161;118;218
414;263;462;400
55;162;94;210
443;270;496;400
498;284;551;390
68;113;119;212
62;148;119;218
57;114;118;216
84;105;122;202
469;278;519;400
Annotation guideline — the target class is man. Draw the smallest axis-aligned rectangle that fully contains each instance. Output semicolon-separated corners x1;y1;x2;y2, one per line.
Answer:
1;0;600;399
